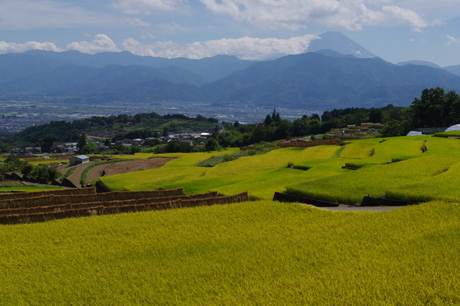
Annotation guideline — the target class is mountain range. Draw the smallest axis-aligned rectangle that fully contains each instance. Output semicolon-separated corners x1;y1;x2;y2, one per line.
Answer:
1;31;460;111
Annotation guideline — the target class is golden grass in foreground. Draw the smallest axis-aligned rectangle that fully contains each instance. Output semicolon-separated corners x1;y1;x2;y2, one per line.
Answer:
0;200;459;305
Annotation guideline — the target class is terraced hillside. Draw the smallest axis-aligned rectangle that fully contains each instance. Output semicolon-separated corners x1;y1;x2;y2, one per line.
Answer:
99;136;460;204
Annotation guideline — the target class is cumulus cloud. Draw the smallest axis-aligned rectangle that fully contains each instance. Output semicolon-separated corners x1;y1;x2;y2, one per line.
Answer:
199;0;385;30
113;0;187;14
123;35;319;60
67;34;120;54
0;41;63;54
382;6;427;31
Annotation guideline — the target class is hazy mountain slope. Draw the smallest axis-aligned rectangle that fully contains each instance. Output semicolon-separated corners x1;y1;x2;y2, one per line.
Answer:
203;51;460;109
443;64;460;76
397;60;441;69
0;53;68;83
0;64;207;93
22;50;257;82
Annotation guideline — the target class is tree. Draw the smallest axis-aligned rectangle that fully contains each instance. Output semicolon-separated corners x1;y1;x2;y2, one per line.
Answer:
321;111;333;122
21;164;34;176
410;88;460;128
80;142;99;154
38;134;57;153
204;138;221;151
369;108;382;123
31;165;58;184
263;114;272;126
77;133;87;152
271;108;281;122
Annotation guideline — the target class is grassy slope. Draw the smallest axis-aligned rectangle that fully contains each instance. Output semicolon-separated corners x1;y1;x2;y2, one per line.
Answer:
0;201;459;305
0;186;62;192
288;136;460;204
99;136;460;203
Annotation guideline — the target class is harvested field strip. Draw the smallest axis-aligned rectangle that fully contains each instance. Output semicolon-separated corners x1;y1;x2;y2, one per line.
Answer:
0;187;96;201
0;188;185;209
0;192;219;216
0;192;249;225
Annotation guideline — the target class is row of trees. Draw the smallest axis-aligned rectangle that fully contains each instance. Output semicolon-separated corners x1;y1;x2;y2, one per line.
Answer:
213;88;460;144
213;107;399;147
0;156;58;184
1;112;218;151
381;87;460;136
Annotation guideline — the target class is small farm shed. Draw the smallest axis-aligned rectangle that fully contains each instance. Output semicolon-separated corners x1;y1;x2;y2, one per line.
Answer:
407;127;447;136
69;155;90;166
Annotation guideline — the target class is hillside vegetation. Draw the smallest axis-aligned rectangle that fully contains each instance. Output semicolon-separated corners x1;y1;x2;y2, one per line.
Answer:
1;200;459;304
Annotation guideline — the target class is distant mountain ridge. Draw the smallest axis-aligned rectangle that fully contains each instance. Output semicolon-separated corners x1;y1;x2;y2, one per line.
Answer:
23;50;256;83
2;32;460;110
204;50;460;109
397;60;441;69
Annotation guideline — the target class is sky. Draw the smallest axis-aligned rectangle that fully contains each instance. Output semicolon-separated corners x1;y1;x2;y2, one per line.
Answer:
1;0;460;67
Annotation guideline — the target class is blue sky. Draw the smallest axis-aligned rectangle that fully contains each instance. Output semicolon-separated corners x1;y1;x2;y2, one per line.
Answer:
1;0;460;66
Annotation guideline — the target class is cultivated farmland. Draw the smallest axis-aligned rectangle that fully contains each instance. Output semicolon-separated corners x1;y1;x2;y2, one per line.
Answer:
98;136;460;204
1;200;459;304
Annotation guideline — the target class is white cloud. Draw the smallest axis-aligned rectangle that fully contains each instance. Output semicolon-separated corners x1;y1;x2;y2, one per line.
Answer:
199;0;385;30
0;41;63;54
113;0;187;14
67;34;120;54
122;38;157;56
446;35;460;46
124;18;151;27
382;6;427;31
123;35;319;60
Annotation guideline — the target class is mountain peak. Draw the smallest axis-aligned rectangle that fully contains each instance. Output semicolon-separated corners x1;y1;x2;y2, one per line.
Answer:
308;31;378;59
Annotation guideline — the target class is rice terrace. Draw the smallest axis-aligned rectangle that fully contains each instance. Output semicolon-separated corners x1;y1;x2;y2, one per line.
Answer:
1;133;460;304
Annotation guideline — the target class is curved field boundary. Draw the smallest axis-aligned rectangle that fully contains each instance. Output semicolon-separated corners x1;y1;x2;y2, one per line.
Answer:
0;192;249;225
0;187;96;201
0;192;219;215
278;139;343;148
0;188;185;209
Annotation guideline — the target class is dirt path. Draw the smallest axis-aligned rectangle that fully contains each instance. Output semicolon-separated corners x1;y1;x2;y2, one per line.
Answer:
66;162;95;187
85;164;109;183
63;158;174;187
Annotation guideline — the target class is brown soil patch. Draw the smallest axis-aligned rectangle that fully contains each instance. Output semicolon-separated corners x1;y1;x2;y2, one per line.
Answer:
0;180;23;186
103;158;174;176
53;157;174;187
